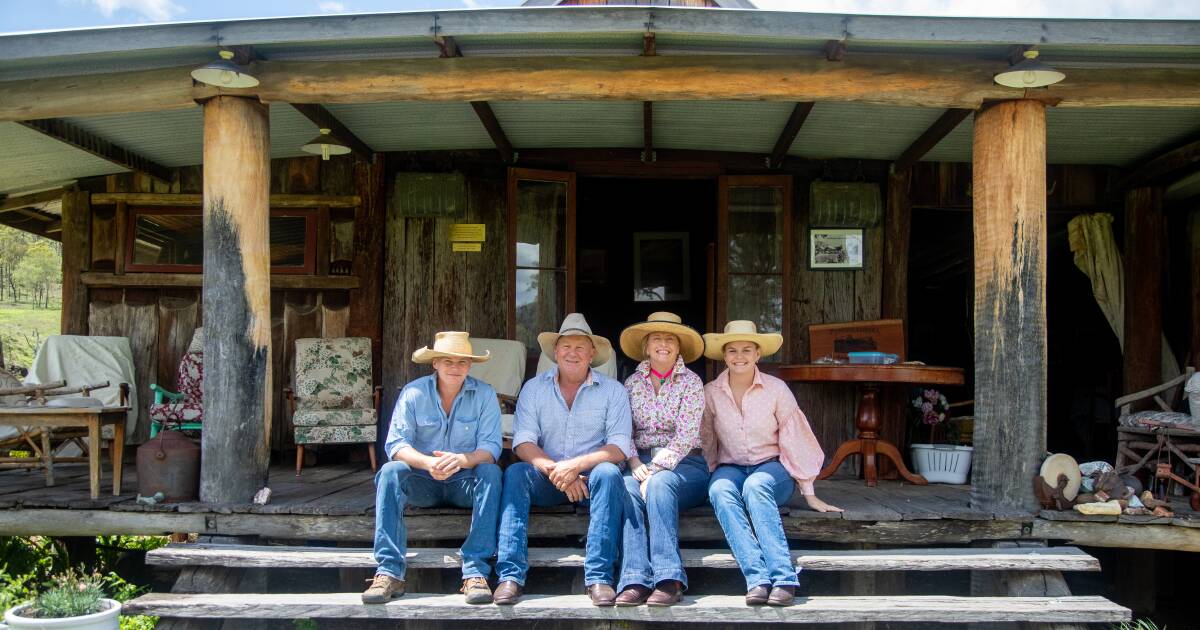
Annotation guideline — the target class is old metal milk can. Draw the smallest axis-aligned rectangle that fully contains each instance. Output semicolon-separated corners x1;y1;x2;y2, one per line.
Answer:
136;429;200;502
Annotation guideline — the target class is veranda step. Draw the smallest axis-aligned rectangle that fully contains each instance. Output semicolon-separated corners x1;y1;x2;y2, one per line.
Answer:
125;592;1130;624
146;543;1102;572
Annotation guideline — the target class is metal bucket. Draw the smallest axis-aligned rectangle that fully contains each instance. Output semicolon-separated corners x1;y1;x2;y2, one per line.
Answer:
136;429;199;502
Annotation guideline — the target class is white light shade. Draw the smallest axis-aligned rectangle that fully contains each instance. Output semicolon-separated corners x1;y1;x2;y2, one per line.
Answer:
191;50;259;88
301;128;352;161
994;50;1065;89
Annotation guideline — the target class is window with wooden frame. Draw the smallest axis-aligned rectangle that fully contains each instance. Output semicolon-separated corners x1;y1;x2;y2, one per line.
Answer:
125;207;318;274
507;168;576;351
717;175;793;362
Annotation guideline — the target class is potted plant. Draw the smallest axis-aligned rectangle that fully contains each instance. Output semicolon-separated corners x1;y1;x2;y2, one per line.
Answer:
2;571;120;630
909;388;973;484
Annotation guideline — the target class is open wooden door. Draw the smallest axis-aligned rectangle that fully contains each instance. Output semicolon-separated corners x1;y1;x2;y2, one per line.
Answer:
507;168;577;354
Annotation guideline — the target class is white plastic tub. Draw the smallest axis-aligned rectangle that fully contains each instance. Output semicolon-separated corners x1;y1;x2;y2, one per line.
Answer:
910;444;973;484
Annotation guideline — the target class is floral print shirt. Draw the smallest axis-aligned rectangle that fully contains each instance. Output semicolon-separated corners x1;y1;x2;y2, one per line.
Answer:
701;367;824;495
623;356;705;470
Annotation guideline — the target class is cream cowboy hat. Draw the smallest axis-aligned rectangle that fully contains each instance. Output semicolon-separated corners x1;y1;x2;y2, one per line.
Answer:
537;313;613;368
619;312;704;363
702;320;784;361
411;331;491;364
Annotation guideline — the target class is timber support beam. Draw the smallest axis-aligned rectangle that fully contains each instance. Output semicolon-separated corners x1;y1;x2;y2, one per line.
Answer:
768;102;814;168
200;95;272;505
893;108;972;173
288;104;375;162
19;118;172;183
1123;186;1165;396
971;99;1048;514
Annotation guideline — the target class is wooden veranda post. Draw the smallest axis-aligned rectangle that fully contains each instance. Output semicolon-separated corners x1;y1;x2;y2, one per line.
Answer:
200;96;272;504
970;100;1047;514
60;189;90;334
1123;186;1164;397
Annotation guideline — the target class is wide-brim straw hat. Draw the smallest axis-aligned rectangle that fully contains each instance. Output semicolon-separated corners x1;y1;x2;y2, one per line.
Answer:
702;320;784;361
412;331;490;364
619;312;704;363
537;313;613;368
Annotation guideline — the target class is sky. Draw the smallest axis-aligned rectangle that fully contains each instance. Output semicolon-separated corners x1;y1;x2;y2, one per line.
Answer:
0;0;1197;34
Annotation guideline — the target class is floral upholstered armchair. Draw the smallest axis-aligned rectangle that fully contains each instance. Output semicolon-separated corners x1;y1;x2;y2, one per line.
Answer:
286;337;380;475
149;328;204;438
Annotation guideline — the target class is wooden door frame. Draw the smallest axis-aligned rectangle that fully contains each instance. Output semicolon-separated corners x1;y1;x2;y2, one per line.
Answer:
506;167;577;339
716;174;794;361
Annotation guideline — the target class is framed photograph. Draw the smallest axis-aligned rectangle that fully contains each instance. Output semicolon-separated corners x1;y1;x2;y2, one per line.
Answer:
808;227;864;270
633;232;690;302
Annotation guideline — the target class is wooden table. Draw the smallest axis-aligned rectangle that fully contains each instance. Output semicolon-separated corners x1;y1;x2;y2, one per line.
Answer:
778;364;964;487
0;406;127;499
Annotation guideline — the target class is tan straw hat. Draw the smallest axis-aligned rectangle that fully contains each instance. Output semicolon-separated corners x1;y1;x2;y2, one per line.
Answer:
619;312;704;363
1039;453;1082;501
537;313;613;368
411;331;491;364
702;320;784;361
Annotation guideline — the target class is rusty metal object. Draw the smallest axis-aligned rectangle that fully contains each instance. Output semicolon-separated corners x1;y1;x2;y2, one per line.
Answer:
136;429;199;502
1154;462;1200;511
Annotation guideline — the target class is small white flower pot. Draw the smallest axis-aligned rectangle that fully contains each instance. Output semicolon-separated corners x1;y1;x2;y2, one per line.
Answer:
2;599;121;630
910;444;973;484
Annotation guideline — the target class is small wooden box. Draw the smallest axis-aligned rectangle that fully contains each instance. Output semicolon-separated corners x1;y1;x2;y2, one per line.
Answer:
808;319;905;362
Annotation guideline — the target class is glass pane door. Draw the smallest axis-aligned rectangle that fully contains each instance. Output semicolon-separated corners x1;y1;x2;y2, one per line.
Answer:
718;175;792;362
508;168;576;350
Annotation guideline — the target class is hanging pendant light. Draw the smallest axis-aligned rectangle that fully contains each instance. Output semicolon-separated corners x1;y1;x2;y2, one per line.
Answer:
301;128;352;161
994;50;1065;89
191;50;259;88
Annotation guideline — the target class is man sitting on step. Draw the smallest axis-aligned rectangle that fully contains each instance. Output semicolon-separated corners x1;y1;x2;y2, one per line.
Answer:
364;331;503;606
493;313;633;607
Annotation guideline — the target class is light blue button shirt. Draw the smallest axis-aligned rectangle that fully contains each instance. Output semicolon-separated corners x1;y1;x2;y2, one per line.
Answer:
385;374;503;462
511;366;633;461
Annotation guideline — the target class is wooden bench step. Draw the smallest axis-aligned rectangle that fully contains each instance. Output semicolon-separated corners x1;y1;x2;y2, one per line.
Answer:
147;543;1101;572
125;592;1130;624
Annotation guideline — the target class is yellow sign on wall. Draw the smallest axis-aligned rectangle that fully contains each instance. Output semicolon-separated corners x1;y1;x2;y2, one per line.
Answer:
449;224;486;242
452;242;482;253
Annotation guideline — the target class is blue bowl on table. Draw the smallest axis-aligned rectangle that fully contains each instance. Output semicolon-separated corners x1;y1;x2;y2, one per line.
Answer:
847;351;899;365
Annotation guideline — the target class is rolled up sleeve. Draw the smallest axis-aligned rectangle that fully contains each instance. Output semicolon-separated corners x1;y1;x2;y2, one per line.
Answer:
511;380;540;451
603;382;634;458
385;387;419;460
475;384;504;462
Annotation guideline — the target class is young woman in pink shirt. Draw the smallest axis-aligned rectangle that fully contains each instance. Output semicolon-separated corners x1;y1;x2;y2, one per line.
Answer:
700;320;842;607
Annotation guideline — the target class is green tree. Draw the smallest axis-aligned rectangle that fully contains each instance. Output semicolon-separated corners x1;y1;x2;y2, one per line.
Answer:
14;241;60;309
0;227;32;302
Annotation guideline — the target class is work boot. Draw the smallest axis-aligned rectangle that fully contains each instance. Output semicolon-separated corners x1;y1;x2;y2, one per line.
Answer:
647;580;683;607
614;584;652;607
361;574;405;604
745;584;770;606
493;580;523;605
461;577;493;605
767;585;796;607
587;583;617;607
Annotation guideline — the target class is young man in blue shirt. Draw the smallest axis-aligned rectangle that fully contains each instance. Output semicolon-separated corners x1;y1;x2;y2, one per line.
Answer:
493;313;633;607
364;332;503;605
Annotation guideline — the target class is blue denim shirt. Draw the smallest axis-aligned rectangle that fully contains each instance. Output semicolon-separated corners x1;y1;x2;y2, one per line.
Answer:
511;367;633;462
385;374;503;462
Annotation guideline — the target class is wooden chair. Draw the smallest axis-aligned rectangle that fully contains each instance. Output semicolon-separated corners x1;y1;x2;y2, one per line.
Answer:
1114;367;1198;504
466;338;526;450
286;337;380;476
148;328;204;438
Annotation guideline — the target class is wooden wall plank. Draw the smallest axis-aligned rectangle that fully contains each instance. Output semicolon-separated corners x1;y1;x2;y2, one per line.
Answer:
1123;187;1165;398
61;190;90;334
156;293;200;392
87;292;159;444
349;156;386;390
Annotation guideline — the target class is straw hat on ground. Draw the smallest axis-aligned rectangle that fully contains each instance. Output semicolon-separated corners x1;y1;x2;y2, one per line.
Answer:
619;312;704;363
537;313;613;368
412;331;490;364
702;320;784;361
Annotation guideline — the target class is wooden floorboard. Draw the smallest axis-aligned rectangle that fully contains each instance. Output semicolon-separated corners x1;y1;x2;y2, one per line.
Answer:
125;592;1130;624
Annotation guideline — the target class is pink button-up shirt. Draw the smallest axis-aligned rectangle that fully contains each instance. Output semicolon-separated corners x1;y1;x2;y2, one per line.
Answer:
701;367;824;495
624;356;704;471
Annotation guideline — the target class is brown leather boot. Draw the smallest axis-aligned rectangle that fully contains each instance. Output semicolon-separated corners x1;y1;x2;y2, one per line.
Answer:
647;580;683;607
587;583;617;607
361;574;405;604
493;580;523;605
745;584;770;606
614;584;652;607
767;585;796;607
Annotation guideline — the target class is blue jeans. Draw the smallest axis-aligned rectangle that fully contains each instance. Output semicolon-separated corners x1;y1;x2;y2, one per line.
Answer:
373;460;502;581
618;452;710;592
496;461;623;587
707;460;798;590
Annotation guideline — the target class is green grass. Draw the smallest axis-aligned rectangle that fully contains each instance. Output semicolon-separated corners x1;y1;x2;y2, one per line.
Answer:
0;300;61;371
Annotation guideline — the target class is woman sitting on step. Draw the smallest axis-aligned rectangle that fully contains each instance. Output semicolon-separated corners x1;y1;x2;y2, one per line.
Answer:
612;312;709;607
700;320;842;607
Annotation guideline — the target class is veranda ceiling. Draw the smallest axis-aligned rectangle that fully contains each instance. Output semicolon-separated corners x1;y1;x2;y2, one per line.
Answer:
0;7;1197;196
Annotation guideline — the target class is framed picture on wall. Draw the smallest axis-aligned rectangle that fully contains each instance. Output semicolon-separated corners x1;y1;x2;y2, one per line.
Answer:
808;227;864;270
